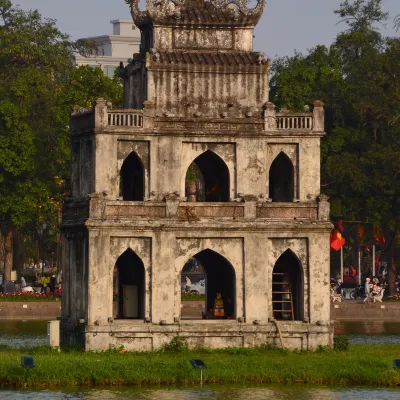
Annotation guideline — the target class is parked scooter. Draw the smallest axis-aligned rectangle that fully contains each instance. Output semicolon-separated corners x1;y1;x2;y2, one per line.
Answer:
350;284;366;300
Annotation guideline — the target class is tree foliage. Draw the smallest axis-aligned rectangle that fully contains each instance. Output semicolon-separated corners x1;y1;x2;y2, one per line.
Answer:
0;0;122;278
270;0;400;293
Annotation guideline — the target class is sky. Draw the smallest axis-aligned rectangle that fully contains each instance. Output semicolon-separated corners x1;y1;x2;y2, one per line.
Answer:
13;0;399;58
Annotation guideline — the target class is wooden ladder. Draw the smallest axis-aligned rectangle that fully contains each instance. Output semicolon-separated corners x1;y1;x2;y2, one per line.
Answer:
272;272;294;321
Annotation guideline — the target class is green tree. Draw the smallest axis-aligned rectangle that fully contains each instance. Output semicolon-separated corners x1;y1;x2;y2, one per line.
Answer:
270;0;400;293
0;0;122;279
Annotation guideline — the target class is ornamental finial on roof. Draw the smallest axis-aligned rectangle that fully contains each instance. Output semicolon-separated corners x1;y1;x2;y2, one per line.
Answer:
126;0;266;27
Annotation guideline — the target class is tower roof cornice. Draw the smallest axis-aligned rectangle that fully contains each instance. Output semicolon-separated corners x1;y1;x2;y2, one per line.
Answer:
125;0;265;28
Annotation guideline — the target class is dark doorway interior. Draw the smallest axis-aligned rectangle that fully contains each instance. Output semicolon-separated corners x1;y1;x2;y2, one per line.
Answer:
272;250;303;321
185;151;230;202
120;151;144;201
269;152;294;202
115;249;145;319
190;249;236;319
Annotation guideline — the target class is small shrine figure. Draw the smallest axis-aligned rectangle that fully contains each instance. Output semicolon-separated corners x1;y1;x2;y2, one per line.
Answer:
213;292;225;317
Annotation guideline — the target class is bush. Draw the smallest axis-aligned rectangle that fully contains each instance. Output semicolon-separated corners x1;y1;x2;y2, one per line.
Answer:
163;337;189;352
334;335;349;351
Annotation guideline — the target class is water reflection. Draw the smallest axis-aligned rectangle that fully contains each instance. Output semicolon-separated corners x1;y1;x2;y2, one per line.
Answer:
0;320;47;348
1;387;400;400
335;321;400;335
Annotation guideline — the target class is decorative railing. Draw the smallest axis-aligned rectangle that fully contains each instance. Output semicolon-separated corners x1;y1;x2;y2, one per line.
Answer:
108;110;143;127
276;114;313;130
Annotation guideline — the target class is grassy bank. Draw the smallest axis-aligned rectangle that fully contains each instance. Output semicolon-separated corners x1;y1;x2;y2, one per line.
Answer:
1;344;400;389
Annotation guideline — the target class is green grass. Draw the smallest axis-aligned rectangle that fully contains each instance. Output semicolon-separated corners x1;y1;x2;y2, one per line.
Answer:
181;293;206;301
1;344;400;389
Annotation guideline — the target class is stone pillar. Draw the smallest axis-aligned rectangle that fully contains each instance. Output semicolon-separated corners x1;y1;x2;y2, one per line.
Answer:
318;194;330;221
243;195;258;219
165;194;180;218
143;101;155;129
87;229;112;326
264;102;276;131
94;98;108;130
313;100;325;133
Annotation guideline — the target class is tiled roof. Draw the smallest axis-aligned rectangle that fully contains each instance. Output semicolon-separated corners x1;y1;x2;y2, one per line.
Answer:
151;51;268;66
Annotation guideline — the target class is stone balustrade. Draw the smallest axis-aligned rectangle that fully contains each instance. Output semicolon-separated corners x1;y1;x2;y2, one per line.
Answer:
264;100;325;133
63;199;323;222
276;114;313;130
107;110;143;128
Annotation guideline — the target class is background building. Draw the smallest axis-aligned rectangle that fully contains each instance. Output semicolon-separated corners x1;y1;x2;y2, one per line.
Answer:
74;19;140;78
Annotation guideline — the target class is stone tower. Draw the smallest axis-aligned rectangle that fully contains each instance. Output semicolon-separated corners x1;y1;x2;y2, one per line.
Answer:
61;0;333;350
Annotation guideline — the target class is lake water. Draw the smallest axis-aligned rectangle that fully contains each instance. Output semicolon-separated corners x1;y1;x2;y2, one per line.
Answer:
1;386;400;400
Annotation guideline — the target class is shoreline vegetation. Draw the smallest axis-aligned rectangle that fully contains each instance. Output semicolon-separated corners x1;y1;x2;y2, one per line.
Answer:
0;342;400;389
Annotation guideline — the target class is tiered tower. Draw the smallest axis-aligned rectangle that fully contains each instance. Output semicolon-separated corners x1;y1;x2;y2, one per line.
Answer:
61;0;333;350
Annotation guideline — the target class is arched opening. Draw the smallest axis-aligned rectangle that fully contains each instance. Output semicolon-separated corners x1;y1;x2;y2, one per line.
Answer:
180;249;236;320
113;249;145;319
272;250;303;321
185;150;230;202
120;151;144;201
269;152;294;202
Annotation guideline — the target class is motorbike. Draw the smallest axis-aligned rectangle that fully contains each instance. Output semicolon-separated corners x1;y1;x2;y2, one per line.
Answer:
350;284;366;300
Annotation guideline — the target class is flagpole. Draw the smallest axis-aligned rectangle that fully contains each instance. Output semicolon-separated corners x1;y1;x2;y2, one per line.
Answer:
372;245;375;277
358;248;361;285
340;246;344;282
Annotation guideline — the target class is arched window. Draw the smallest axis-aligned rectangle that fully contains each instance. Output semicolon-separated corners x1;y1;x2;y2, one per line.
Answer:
185;150;230;202
272;250;303;321
120;151;144;201
180;249;235;320
113;249;145;319
269;152;294;202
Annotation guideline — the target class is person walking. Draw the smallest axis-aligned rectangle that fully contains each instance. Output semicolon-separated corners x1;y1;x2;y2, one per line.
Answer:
364;277;371;303
49;274;57;293
40;275;49;294
185;276;191;294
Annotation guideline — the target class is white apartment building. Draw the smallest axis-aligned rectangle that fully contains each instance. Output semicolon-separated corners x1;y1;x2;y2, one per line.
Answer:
74;20;141;78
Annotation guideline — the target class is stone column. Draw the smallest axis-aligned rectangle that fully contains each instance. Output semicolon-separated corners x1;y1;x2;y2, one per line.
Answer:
264;102;276;131
313;100;325;133
318;194;330;221
94;98;108;130
143;101;155;129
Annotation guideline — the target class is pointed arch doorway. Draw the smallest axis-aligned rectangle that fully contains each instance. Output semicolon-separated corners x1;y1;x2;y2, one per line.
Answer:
180;249;236;320
114;249;145;319
120;151;144;201
269;152;294;202
272;250;303;321
185;150;230;202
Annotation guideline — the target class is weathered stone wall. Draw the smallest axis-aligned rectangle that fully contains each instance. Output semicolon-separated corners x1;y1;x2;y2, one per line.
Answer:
84;321;332;351
70;223;330;329
81;132;322;203
147;65;269;119
153;26;254;52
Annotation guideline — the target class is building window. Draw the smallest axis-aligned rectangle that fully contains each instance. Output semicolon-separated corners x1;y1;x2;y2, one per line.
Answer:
269;152;294;202
113;249;145;319
120;151;144;201
180;249;236;320
272;250;304;321
185;150;230;202
104;65;117;79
